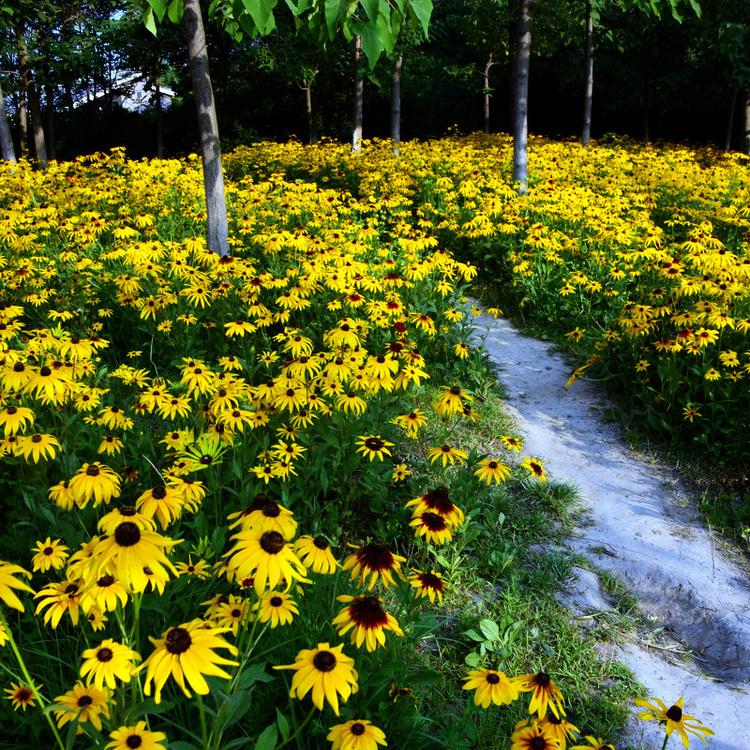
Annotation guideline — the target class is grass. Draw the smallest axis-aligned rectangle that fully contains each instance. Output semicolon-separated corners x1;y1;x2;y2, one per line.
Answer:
405;375;642;747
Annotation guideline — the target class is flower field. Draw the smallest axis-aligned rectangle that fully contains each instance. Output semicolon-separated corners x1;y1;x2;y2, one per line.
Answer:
225;136;750;463
0;139;722;750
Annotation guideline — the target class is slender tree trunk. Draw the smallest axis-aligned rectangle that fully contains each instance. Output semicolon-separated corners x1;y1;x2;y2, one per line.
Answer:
18;28;47;168
18;81;28;156
483;52;494;134
182;0;229;257
44;82;56;160
507;4;518;132
582;0;594;146
0;80;17;164
155;58;163;158
352;36;363;153
391;53;402;153
512;0;533;193
725;89;737;151
745;92;750;155
300;78;316;145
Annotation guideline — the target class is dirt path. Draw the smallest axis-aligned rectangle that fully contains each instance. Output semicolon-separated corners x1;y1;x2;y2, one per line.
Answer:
472;311;750;750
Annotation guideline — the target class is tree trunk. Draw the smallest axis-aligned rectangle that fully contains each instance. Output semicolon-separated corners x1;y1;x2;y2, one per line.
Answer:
0;80;17;164
483;52;493;134
183;0;230;257
745;92;750;155
391;53;402;153
352;36;363;154
725;89;737;151
302;81;316;145
18;81;28;156
582;0;594;146
44;82;56;161
512;0;532;193
18;28;47;168
155;58;164;158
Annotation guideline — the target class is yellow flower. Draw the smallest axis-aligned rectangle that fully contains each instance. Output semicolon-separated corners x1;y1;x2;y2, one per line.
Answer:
342;543;405;589
31;537;69;573
426;443;468;467
294;535;338;575
0;562;33;611
80;639;141;688
106;722;168;750
256;591;299;627
463;668;520;708
140;620;239;703
53;682;111;733
332;595;404;651
68;462;122;507
515;671;565;719
409;569;446;604
474;457;512;485
635;695;714;748
355;435;394;462
4;682;36;711
521;457;547;482
327;720;387;750
274;642;358;715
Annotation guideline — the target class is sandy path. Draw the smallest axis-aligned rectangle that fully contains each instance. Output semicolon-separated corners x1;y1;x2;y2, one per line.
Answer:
472;311;750;750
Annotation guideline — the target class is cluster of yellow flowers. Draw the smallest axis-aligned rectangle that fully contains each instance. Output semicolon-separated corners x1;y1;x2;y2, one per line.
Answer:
0;146;558;750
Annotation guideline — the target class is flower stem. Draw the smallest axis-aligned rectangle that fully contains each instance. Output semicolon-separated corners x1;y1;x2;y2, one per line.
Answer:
661;734;670;750
274;706;316;750
0;611;66;750
197;694;209;748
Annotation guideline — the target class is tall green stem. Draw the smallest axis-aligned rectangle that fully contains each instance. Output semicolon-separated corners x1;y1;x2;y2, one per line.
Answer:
197;694;209;748
0;611;66;750
274;706;316;750
660;733;670;750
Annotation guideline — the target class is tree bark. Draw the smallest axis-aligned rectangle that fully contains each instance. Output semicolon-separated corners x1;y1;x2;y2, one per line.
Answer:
582;0;594;146
512;0;532;193
483;52;494;134
182;0;230;257
745;92;750;155
0;80;17;164
352;36;363;154
391;53;402;153
18;28;47;168
300;77;316;145
44;81;56;161
725;89;737;151
155;58;163;158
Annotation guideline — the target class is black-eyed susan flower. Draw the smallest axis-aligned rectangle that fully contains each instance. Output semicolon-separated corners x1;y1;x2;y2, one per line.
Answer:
274;642;358;715
327;719;387;750
405;486;464;528
175;556;211;579
227;497;298;538
393;409;428;437
140;620;239;703
355;435;394;462
31;537;69;573
501;435;524;452
434;385;472;417
342;542;405;589
0;404;34;436
53;682;111;733
4;682;36;711
294;535;338;574
515;671;565;719
224;529;308;595
256;590;299;627
135;485;186;529
106;722;167;750
409;569;446;604
332;595;404;651
541;714;580;749
474;457;512;485
410;511;453;545
427;443;468;467
213;595;253;634
463;668;520;708
68;462;122;507
89;522;179;594
34;579;83;628
80;639;141;688
510;720;560;750
17;433;60;463
521;457;547;482
635;695;714;748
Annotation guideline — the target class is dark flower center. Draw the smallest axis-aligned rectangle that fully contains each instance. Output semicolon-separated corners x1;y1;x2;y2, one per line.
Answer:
364;437;384;450
666;705;683;722
530;739;546;750
13;362;24;372
421;512;447;531
77;695;93;707
120;506;137;516
486;673;500;684
6;406;17;414
39;366;51;377
351;723;366;736
260;531;285;554
313;536;329;550
418;572;443;590
151;486;167;500
270;596;283;607
43;546;53;555
165;627;192;654
96;647;114;662
231;608;242;618
534;672;551;687
547;713;562;725
16;688;32;702
86;464;101;476
114;522;141;547
349;596;389;628
31;434;42;443
262;501;281;518
312;650;337;672
97;575;115;587
126;736;143;749
357;543;394;572
450;386;461;395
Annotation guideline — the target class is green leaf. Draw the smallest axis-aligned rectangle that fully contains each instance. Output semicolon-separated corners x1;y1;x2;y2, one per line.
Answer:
254;724;278;750
147;0;169;22
143;7;158;35
479;618;500;642
276;708;290;740
167;0;184;23
241;0;279;34
407;0;432;37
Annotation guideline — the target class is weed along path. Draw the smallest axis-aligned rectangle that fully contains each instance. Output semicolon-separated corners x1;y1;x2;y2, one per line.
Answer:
472;310;750;750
